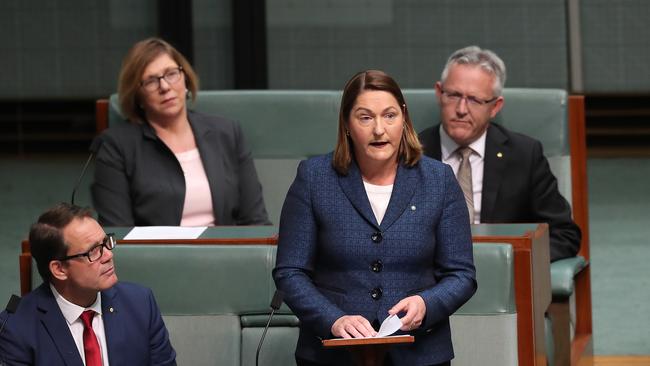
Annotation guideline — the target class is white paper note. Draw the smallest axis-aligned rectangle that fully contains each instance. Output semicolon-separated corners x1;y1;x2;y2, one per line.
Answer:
376;314;403;337
123;226;207;240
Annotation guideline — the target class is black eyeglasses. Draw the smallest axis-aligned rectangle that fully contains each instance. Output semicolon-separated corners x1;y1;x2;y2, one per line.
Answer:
440;88;498;109
59;233;116;262
140;67;183;92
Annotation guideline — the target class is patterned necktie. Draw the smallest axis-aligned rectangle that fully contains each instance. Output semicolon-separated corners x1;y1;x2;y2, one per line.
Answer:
456;146;474;223
80;310;102;366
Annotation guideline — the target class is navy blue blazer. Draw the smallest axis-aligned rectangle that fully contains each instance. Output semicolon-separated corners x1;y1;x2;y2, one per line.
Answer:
0;282;176;366
419;123;581;261
273;153;476;365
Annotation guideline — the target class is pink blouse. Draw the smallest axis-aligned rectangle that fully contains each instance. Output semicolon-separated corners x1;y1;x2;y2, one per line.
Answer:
174;148;216;226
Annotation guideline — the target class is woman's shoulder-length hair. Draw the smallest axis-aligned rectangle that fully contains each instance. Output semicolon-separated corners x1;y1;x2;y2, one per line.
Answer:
118;37;199;124
332;69;422;175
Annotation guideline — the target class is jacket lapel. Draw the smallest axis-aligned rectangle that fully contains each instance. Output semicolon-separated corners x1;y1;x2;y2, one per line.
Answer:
337;161;418;230
338;161;379;228
101;287;126;366
37;286;84;366
190;112;227;223
380;163;418;230
481;124;509;221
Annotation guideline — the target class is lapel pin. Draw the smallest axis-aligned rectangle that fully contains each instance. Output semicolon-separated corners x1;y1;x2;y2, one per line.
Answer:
109;307;114;313
497;152;503;158
411;205;416;211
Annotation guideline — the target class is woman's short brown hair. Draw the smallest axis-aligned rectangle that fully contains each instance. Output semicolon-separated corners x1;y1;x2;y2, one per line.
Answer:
117;37;199;123
333;70;422;175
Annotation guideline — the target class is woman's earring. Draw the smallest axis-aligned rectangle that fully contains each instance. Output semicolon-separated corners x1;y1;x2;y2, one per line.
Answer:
346;130;350;136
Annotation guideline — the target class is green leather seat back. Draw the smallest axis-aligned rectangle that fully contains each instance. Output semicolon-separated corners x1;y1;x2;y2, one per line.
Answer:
108;88;568;158
110;244;291;366
194;91;340;158
107;88;572;224
451;243;518;366
456;243;515;315
113;244;276;314
109;91;341;159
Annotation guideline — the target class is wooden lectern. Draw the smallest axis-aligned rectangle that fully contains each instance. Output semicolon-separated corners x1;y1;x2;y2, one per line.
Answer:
322;335;414;366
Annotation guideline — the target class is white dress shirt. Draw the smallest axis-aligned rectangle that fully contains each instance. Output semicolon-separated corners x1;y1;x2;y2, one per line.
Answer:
51;284;110;366
439;125;487;224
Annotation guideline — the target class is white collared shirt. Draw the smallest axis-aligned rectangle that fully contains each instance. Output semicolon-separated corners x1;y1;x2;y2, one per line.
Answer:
439;125;486;224
50;284;110;366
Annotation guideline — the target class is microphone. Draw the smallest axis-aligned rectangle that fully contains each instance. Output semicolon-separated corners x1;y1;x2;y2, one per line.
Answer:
255;290;283;366
0;295;21;341
71;135;104;205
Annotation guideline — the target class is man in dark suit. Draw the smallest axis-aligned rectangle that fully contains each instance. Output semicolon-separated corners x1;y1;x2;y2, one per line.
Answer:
0;203;176;365
418;46;580;261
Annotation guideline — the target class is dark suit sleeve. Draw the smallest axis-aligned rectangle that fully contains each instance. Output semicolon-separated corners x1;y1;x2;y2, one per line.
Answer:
418;166;477;329
92;133;136;226
529;141;581;261
232;121;271;225
0;311;32;365
273;161;346;338
145;288;177;366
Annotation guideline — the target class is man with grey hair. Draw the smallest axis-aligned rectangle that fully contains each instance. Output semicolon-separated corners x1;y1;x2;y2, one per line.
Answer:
419;45;580;261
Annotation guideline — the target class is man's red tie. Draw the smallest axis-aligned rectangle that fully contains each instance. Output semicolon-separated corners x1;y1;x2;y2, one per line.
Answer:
80;310;102;366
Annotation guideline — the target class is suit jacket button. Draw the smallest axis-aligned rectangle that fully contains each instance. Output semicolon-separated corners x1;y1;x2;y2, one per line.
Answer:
371;260;383;273
371;232;383;243
370;287;383;300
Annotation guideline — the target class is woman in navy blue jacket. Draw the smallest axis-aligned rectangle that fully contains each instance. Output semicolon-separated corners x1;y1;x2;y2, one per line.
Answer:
273;70;477;366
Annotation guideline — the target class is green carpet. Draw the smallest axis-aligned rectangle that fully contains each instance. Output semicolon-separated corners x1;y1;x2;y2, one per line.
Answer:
588;158;650;354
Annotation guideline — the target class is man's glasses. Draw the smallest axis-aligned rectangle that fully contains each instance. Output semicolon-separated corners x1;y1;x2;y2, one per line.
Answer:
440;88;498;109
140;67;183;92
59;233;116;263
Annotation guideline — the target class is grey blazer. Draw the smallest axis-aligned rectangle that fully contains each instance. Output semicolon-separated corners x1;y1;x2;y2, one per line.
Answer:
92;111;270;226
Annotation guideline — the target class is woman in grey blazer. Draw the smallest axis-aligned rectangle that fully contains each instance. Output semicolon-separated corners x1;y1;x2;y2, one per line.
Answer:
274;70;476;366
92;38;269;226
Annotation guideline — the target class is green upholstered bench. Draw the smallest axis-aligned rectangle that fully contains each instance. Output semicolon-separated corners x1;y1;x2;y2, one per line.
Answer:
102;89;580;228
27;242;517;366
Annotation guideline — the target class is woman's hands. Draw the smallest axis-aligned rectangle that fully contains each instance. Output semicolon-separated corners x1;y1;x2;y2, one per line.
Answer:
331;315;377;339
331;295;426;338
389;295;426;331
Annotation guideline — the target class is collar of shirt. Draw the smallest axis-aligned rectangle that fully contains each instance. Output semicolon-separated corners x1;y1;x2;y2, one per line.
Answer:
50;283;103;325
439;124;487;161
